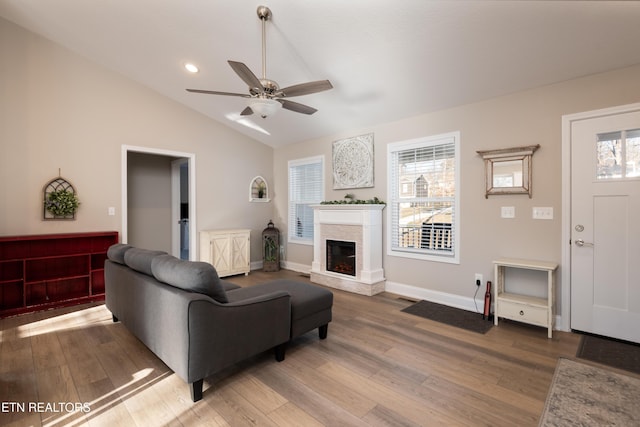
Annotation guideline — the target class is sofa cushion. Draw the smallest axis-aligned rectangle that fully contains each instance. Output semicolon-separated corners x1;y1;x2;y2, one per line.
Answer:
124;247;166;276
107;243;132;265
151;254;228;303
220;280;241;292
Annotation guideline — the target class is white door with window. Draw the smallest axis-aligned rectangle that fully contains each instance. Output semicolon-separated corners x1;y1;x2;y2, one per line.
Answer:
570;107;640;343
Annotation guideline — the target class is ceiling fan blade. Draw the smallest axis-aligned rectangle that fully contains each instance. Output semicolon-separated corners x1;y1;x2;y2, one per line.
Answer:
240;106;254;116
279;80;333;98
186;89;250;97
228;61;264;92
277;99;318;115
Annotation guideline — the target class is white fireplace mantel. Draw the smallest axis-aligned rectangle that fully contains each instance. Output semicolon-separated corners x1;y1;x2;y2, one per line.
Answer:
310;204;385;296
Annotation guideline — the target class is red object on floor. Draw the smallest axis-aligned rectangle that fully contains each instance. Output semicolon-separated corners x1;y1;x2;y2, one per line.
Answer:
483;281;492;320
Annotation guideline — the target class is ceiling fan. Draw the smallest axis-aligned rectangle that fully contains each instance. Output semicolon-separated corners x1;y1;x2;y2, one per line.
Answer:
186;5;333;119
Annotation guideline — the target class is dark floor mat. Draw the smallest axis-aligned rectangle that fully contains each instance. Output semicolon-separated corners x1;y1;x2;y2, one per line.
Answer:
576;334;640;375
401;300;493;334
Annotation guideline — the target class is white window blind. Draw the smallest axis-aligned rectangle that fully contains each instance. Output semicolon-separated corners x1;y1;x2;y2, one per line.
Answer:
387;132;460;263
288;156;324;244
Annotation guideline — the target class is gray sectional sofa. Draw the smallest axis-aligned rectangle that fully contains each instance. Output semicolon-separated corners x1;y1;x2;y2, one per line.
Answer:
104;244;332;402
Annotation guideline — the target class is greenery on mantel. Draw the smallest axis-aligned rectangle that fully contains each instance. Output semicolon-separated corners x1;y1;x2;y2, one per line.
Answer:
321;194;386;205
45;189;80;217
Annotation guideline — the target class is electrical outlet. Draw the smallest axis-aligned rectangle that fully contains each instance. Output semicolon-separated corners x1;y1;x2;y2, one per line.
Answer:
475;273;483;286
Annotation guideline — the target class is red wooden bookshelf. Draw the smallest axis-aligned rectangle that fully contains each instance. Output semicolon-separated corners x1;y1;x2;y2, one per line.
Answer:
0;231;118;317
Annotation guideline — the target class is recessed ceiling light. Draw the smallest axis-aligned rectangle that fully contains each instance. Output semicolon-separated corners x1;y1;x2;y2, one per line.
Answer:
184;63;199;73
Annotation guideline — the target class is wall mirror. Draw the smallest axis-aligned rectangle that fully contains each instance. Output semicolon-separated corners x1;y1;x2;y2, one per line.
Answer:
477;145;539;198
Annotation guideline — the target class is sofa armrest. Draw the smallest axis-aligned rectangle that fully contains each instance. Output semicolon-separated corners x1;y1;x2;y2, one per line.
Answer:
185;291;291;383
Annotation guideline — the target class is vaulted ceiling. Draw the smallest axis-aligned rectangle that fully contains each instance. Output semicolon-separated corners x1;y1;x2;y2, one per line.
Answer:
2;1;640;148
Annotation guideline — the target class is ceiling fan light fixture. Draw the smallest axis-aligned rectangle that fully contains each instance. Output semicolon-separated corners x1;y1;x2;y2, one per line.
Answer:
186;5;332;118
249;98;280;118
184;63;199;73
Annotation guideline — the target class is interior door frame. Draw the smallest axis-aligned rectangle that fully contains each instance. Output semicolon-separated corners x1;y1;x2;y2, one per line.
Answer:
171;158;188;259
121;145;197;260
561;101;640;332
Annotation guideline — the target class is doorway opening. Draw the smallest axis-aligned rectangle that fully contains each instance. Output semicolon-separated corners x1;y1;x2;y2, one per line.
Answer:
121;146;196;260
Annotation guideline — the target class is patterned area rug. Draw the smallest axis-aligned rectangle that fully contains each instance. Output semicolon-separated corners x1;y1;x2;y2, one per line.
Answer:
539;358;640;426
401;300;493;334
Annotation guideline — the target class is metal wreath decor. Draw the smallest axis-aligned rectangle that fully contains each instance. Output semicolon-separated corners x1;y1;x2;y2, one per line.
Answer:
43;176;79;220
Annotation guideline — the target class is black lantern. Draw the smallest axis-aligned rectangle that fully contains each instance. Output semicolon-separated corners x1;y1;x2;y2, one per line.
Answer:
262;220;280;272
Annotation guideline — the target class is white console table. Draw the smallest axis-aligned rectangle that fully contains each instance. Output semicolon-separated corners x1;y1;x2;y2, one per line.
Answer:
493;258;557;338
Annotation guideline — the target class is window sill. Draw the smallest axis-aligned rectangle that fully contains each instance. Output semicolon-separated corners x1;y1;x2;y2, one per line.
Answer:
387;247;459;264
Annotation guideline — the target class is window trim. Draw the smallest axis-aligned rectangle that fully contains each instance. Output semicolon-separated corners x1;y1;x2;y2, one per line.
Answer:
386;132;461;264
288;155;325;245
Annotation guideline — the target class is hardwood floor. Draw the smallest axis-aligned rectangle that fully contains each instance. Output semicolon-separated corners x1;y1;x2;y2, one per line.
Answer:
0;269;581;426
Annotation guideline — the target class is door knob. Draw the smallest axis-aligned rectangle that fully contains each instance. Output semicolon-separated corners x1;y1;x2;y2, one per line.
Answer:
575;239;594;247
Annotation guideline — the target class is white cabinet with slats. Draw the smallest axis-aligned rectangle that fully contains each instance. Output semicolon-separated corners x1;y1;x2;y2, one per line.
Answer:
199;229;250;277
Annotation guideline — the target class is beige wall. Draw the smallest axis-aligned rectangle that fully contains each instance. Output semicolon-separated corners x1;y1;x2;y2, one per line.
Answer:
4;15;640;318
0;18;274;262
273;63;640;315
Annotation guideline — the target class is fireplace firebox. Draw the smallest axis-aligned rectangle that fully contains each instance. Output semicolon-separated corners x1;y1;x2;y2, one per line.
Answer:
326;240;356;276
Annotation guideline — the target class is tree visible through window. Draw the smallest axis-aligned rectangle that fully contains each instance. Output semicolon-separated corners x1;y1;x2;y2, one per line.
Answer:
288;156;324;244
388;132;460;263
597;129;640;179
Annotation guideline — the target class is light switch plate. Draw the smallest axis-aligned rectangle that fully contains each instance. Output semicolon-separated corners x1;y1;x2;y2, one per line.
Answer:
532;207;553;220
108;207;115;216
501;206;515;218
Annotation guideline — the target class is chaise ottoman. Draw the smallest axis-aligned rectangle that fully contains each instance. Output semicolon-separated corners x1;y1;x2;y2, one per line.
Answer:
225;279;333;358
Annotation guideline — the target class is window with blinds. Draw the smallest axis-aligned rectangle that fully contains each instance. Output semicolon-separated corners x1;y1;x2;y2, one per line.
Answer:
288;156;324;244
387;132;460;263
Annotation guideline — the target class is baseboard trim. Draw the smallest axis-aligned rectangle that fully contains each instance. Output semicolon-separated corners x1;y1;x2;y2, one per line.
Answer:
281;261;311;275
278;266;565;329
385;280;482;313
